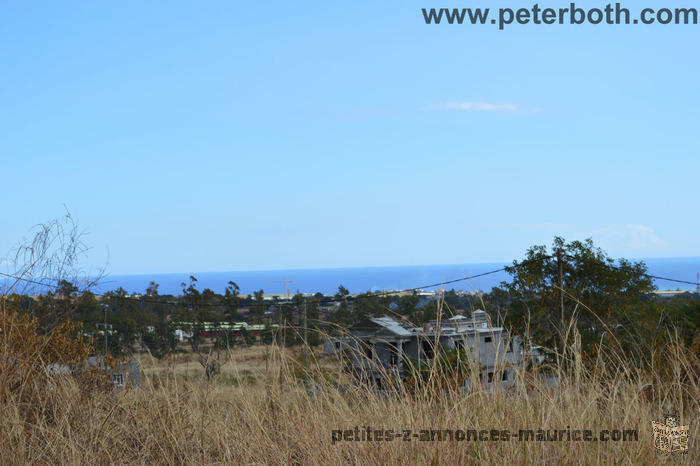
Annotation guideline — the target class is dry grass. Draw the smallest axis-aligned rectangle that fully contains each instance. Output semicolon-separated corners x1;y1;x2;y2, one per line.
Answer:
1;341;698;465
6;214;692;463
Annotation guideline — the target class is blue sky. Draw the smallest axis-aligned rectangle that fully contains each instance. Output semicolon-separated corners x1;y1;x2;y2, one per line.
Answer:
1;1;698;275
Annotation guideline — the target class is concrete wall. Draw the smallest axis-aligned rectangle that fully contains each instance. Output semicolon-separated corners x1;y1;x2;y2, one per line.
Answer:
344;332;409;385
345;318;526;390
323;337;351;355
363;329;523;389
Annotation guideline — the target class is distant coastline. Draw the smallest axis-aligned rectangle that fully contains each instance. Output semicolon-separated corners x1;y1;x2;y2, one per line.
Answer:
89;257;700;296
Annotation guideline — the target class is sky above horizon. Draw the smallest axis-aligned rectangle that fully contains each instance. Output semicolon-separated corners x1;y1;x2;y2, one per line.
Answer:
1;1;698;275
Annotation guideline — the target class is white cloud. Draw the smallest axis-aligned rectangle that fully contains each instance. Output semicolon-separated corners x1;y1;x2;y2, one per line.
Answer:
431;101;519;113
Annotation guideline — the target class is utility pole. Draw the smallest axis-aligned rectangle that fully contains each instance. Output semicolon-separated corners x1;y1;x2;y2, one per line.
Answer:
275;303;281;346
556;248;565;357
304;297;309;387
557;248;564;324
104;305;108;354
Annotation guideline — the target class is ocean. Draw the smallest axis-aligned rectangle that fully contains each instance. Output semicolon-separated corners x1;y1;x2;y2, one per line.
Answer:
87;257;700;296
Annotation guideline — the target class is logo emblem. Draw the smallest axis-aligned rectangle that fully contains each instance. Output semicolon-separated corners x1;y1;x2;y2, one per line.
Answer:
652;413;689;454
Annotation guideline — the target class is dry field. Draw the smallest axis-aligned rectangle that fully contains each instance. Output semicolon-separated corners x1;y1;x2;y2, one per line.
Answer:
1;340;698;465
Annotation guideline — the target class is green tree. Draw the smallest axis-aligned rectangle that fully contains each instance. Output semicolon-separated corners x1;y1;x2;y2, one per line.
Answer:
223;281;241;323
503;237;655;363
305;296;322;346
142;281;177;358
330;285;353;326
181;277;204;352
102;287;143;355
73;290;102;330
396;293;420;325
354;292;391;322
251;289;266;320
35;279;79;331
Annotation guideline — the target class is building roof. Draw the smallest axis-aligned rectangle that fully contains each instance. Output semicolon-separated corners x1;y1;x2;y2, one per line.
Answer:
368;316;413;336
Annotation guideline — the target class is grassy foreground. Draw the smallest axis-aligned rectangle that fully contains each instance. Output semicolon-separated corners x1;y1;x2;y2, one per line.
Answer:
1;342;698;465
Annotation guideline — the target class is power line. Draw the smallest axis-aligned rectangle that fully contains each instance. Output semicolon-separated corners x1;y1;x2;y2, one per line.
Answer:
645;275;700;287
561;254;700;287
5;252;695;311
0;272;57;289
0;266;512;308
353;267;509;298
0;255;557;315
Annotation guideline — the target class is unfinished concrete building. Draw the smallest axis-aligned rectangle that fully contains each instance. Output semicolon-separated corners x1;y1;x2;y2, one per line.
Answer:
342;317;413;389
337;310;525;390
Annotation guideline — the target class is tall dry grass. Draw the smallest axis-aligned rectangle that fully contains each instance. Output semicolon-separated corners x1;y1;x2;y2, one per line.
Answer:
3;215;694;463
1;331;698;465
